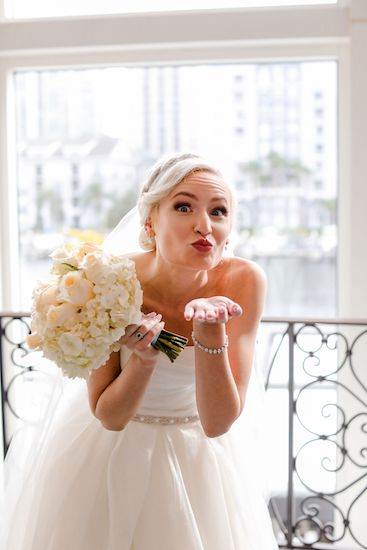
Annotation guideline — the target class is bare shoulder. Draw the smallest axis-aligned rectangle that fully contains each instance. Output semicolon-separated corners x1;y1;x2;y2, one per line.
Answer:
224;257;267;344
126;251;153;274
226;256;267;297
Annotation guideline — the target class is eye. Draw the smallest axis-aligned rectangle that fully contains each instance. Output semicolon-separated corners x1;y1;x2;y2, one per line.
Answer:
211;207;228;217
174;202;192;213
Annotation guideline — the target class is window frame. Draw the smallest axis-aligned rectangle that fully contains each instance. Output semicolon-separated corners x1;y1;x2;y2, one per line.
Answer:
0;0;363;320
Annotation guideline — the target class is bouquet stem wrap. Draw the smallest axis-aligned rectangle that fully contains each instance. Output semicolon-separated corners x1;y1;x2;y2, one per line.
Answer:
151;329;188;362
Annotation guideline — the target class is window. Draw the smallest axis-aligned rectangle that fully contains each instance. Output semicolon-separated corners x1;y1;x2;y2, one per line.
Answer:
14;61;337;317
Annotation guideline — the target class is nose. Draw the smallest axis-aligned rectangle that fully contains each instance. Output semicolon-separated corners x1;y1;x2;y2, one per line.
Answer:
194;210;212;237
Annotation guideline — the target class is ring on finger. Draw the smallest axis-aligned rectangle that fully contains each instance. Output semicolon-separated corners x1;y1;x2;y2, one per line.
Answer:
135;331;144;340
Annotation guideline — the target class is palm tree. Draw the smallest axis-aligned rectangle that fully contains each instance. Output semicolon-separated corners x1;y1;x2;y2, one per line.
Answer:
240;151;312;188
33;181;65;232
81;179;138;231
104;189;138;230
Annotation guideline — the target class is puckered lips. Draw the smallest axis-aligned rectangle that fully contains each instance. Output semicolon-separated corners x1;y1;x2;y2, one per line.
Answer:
191;238;213;253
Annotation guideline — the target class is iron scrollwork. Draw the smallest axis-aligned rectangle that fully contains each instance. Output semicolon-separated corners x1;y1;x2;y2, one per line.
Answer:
265;319;367;549
0;314;56;456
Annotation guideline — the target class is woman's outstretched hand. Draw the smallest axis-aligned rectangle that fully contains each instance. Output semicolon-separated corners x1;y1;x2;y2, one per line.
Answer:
184;296;243;324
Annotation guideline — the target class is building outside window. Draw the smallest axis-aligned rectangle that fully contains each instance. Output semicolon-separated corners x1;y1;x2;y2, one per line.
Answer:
15;62;337;318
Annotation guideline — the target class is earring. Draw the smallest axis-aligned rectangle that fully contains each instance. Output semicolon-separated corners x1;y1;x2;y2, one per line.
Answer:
144;225;156;248
144;226;155;238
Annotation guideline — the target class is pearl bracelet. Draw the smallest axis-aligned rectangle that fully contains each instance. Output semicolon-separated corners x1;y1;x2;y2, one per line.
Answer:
191;332;229;354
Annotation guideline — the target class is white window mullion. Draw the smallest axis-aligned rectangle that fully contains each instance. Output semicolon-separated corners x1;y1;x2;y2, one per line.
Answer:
0;62;20;311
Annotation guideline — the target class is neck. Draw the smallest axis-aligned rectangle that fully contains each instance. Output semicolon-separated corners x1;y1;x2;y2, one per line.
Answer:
142;253;210;306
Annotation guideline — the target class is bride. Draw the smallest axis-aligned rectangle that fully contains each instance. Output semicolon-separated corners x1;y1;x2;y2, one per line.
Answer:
2;152;279;549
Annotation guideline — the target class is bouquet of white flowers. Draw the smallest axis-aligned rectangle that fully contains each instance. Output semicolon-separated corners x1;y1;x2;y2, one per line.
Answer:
26;242;187;379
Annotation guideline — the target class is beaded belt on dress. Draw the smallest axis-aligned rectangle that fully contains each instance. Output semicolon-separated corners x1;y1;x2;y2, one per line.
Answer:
132;413;200;425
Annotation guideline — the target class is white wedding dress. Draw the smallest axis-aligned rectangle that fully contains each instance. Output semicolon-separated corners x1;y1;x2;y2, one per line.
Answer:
1;346;279;550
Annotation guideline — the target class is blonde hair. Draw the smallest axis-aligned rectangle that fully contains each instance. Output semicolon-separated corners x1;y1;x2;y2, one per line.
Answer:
137;152;231;250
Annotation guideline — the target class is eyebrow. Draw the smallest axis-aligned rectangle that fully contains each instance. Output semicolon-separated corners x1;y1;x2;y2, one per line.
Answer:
171;191;228;204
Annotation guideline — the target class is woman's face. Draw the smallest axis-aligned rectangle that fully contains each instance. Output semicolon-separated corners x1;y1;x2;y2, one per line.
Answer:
150;170;232;270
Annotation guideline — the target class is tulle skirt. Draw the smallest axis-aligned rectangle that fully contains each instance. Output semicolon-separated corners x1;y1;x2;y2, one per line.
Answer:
1;380;279;550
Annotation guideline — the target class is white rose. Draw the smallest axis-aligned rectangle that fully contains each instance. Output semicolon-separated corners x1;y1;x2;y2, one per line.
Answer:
82;257;119;287
49;244;73;262
58;333;83;356
47;302;79;327
60;271;95;306
36;284;59;310
77;242;100;257
49;245;79;268
81;251;101;266
26;332;43;349
80;252;105;283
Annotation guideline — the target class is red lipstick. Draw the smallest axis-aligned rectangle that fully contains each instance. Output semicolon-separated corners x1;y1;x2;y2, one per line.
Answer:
192;239;213;253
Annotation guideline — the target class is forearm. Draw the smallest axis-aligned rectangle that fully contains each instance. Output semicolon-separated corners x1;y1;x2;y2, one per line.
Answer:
193;323;241;437
95;353;156;431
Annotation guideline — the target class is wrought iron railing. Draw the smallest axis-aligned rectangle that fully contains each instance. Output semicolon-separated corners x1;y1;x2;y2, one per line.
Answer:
1;313;367;549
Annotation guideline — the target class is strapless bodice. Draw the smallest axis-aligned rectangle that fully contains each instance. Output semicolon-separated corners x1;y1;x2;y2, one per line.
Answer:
119;346;198;417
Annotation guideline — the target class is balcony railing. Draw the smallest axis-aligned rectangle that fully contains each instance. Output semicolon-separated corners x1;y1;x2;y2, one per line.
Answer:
1;312;367;549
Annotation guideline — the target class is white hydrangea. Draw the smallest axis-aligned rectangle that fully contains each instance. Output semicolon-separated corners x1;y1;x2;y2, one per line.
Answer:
27;241;143;380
